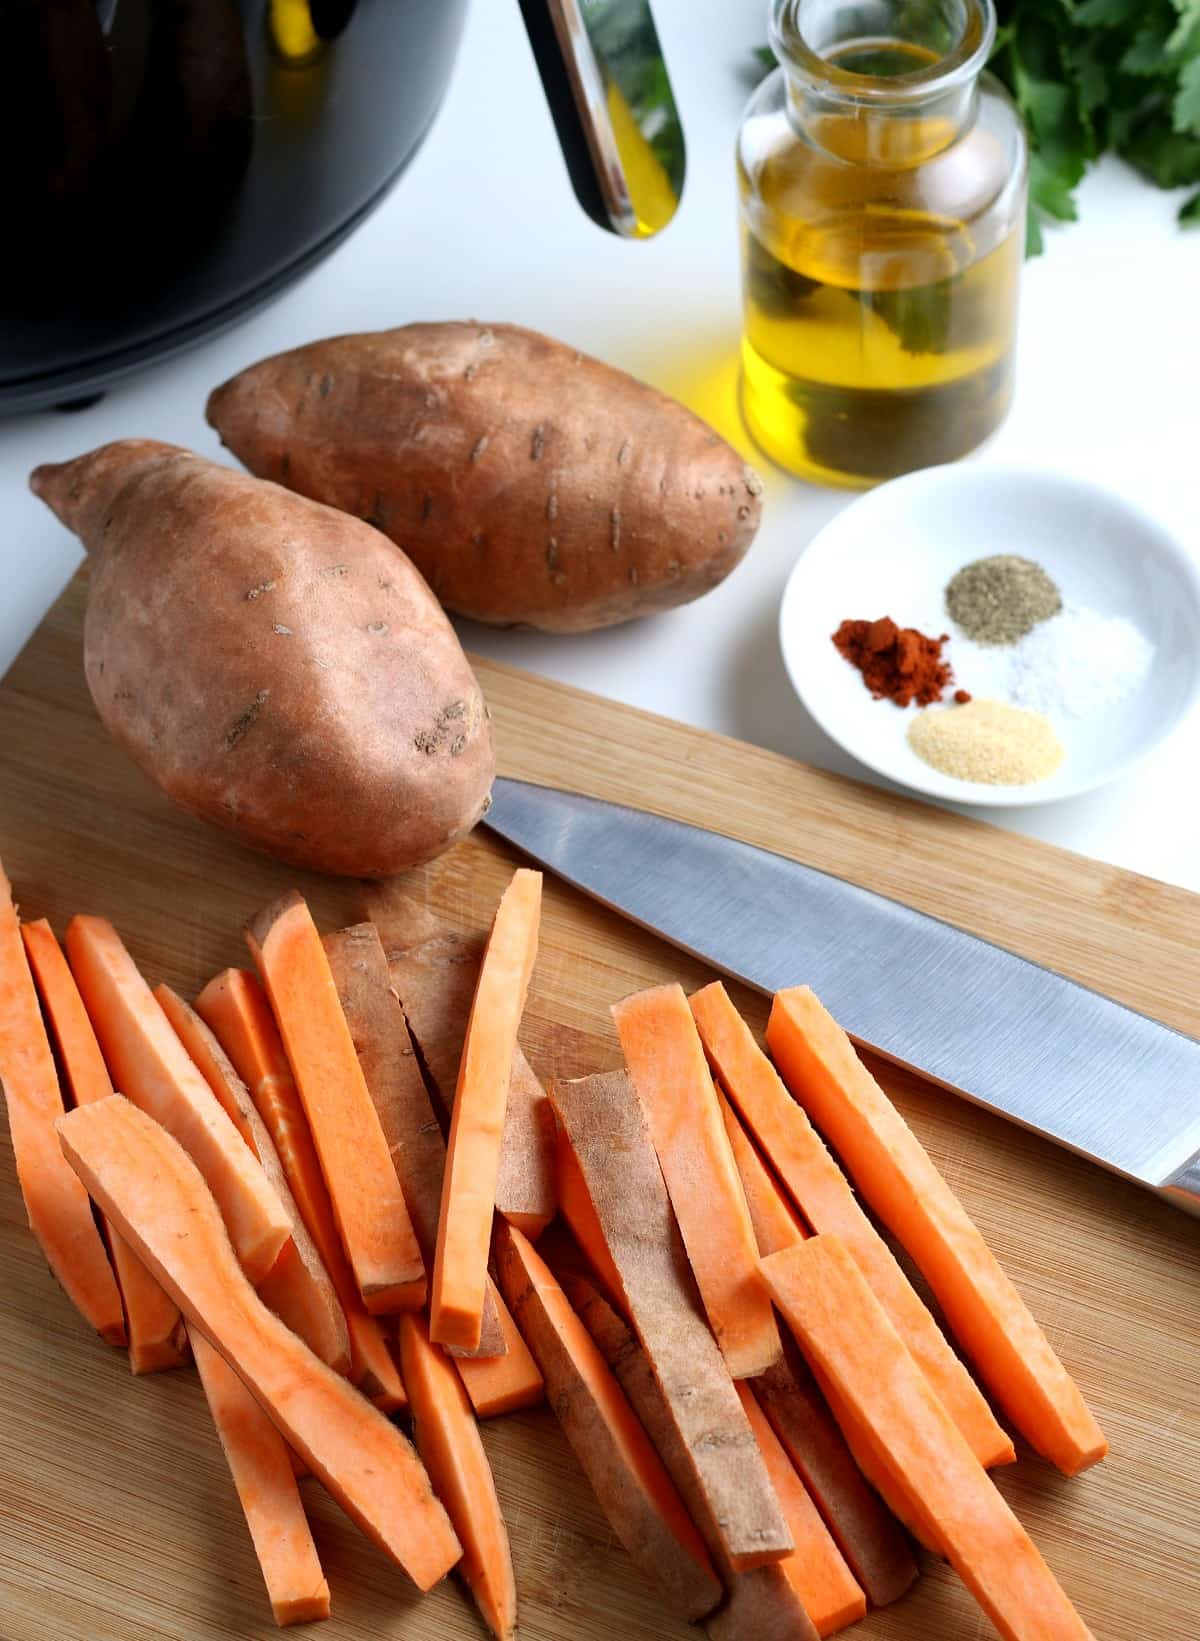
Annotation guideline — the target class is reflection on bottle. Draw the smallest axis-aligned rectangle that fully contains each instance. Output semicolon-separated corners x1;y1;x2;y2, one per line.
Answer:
267;0;325;66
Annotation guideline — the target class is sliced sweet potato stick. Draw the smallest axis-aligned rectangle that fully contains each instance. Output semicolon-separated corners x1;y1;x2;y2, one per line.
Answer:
454;1286;544;1418
494;1222;721;1622
691;982;1013;1470
58;1094;461;1592
246;892;426;1316
554;1118;627;1311
0;876;125;1345
717;1087;807;1258
190;1326;331;1627
613;984;780;1379
430;869;543;1353
767;987;1106;1476
735;1381;865;1638
194;968;405;1411
363;883;556;1236
563;1268;813;1641
322;924;505;1360
398;1311;516;1641
762;1236;1097;1640
22;918;187;1372
65;916;290;1286
156;984;350;1377
756;1344;918;1609
550;1068;792;1570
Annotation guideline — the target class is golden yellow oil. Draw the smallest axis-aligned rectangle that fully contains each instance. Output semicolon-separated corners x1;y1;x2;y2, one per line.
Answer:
739;40;1022;487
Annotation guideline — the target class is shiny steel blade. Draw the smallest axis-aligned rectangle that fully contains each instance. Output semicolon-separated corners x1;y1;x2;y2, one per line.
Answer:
485;778;1200;1214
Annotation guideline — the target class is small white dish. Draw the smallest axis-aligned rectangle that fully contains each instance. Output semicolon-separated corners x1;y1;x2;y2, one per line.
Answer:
778;464;1200;807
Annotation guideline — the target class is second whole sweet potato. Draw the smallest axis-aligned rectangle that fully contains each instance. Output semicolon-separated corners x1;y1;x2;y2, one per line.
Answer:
29;440;493;877
206;322;764;633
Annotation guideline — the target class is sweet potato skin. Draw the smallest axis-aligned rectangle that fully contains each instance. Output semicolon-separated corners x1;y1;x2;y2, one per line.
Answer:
206;323;764;633
29;440;493;877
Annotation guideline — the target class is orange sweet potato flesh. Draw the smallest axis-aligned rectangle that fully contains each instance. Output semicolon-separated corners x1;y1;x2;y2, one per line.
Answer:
717;1088;807;1258
22;918;188;1372
398;1311;516;1641
194;968;405;1411
553;1119;627;1312
363;883;556;1237
495;1222;721;1622
563;1268;813;1641
322;924;506;1360
736;1381;865;1638
246;893;426;1316
613;984;780;1379
756;1342;918;1610
762;1236;1097;1641
692;982;1013;1471
191;1327;331;1627
0;879;125;1346
550;1068;792;1571
65;915;291;1286
28;439;493;878
206;323;763;633
58;1095;460;1592
431;870;542;1353
768;987;1106;1477
156;984;350;1377
453;1288;544;1418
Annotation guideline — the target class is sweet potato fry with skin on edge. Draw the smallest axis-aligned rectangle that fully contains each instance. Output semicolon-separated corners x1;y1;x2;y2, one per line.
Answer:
613;983;780;1379
156;984;350;1376
554;1117;628;1312
563;1268;814;1641
735;1381;865;1638
194;968;404;1411
190;1327;331;1627
362;882;556;1237
763;1236;1097;1641
691;981;1013;1470
398;1311;516;1641
550;1068;792;1571
22;918;187;1372
756;1342;918;1609
453;1284;544;1418
57;1095;460;1591
0;878;125;1346
494;1223;721;1622
431;870;542;1353
246;892;426;1316
65;915;291;1286
767;986;1105;1477
322;924;505;1359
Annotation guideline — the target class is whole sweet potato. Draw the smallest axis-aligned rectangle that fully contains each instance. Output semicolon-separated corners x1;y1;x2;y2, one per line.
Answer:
29;440;493;877
206;322;764;633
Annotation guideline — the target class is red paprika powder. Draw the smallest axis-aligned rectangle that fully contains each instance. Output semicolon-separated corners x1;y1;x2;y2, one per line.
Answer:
832;617;965;708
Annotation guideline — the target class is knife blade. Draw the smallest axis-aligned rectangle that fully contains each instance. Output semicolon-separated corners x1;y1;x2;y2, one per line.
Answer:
484;777;1200;1216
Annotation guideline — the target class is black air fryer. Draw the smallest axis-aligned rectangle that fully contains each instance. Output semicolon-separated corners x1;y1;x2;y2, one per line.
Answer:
3;0;685;414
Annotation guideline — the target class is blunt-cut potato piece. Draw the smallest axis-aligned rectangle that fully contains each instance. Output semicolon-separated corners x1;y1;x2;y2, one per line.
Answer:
28;440;493;877
206;323;764;633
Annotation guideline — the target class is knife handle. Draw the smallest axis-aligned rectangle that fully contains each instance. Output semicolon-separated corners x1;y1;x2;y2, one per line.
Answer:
1162;1157;1200;1217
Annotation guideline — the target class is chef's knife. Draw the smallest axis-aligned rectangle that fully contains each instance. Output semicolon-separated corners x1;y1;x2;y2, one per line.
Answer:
484;777;1200;1216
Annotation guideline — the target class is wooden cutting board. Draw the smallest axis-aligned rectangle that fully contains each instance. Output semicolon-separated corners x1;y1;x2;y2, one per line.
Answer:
1;571;1197;1641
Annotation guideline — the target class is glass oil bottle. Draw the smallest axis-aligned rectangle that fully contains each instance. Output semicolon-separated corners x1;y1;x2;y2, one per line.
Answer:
738;0;1027;487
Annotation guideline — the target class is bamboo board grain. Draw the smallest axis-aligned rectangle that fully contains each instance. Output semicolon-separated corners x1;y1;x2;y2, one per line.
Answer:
1;570;1198;1641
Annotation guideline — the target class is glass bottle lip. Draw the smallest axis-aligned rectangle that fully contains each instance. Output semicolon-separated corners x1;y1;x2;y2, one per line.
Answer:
769;0;997;106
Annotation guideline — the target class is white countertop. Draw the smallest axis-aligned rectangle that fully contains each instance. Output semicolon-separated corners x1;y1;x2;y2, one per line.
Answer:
4;3;1198;891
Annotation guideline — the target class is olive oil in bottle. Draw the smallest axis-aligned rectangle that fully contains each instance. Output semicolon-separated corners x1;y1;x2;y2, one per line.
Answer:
738;2;1027;488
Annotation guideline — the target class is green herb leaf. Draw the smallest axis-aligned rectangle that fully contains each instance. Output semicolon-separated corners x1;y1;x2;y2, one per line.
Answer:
1174;54;1200;130
1180;187;1200;220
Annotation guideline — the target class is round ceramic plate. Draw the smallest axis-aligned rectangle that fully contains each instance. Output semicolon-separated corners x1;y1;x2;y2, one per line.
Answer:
778;464;1200;807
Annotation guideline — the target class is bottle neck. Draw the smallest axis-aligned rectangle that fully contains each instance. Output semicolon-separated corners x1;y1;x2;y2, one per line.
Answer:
772;0;994;166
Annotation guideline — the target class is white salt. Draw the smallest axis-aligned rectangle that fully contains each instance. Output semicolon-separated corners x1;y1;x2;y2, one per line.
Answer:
1007;606;1154;719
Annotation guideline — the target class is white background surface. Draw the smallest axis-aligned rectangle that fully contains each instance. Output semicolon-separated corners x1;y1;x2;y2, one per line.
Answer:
2;2;1198;890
